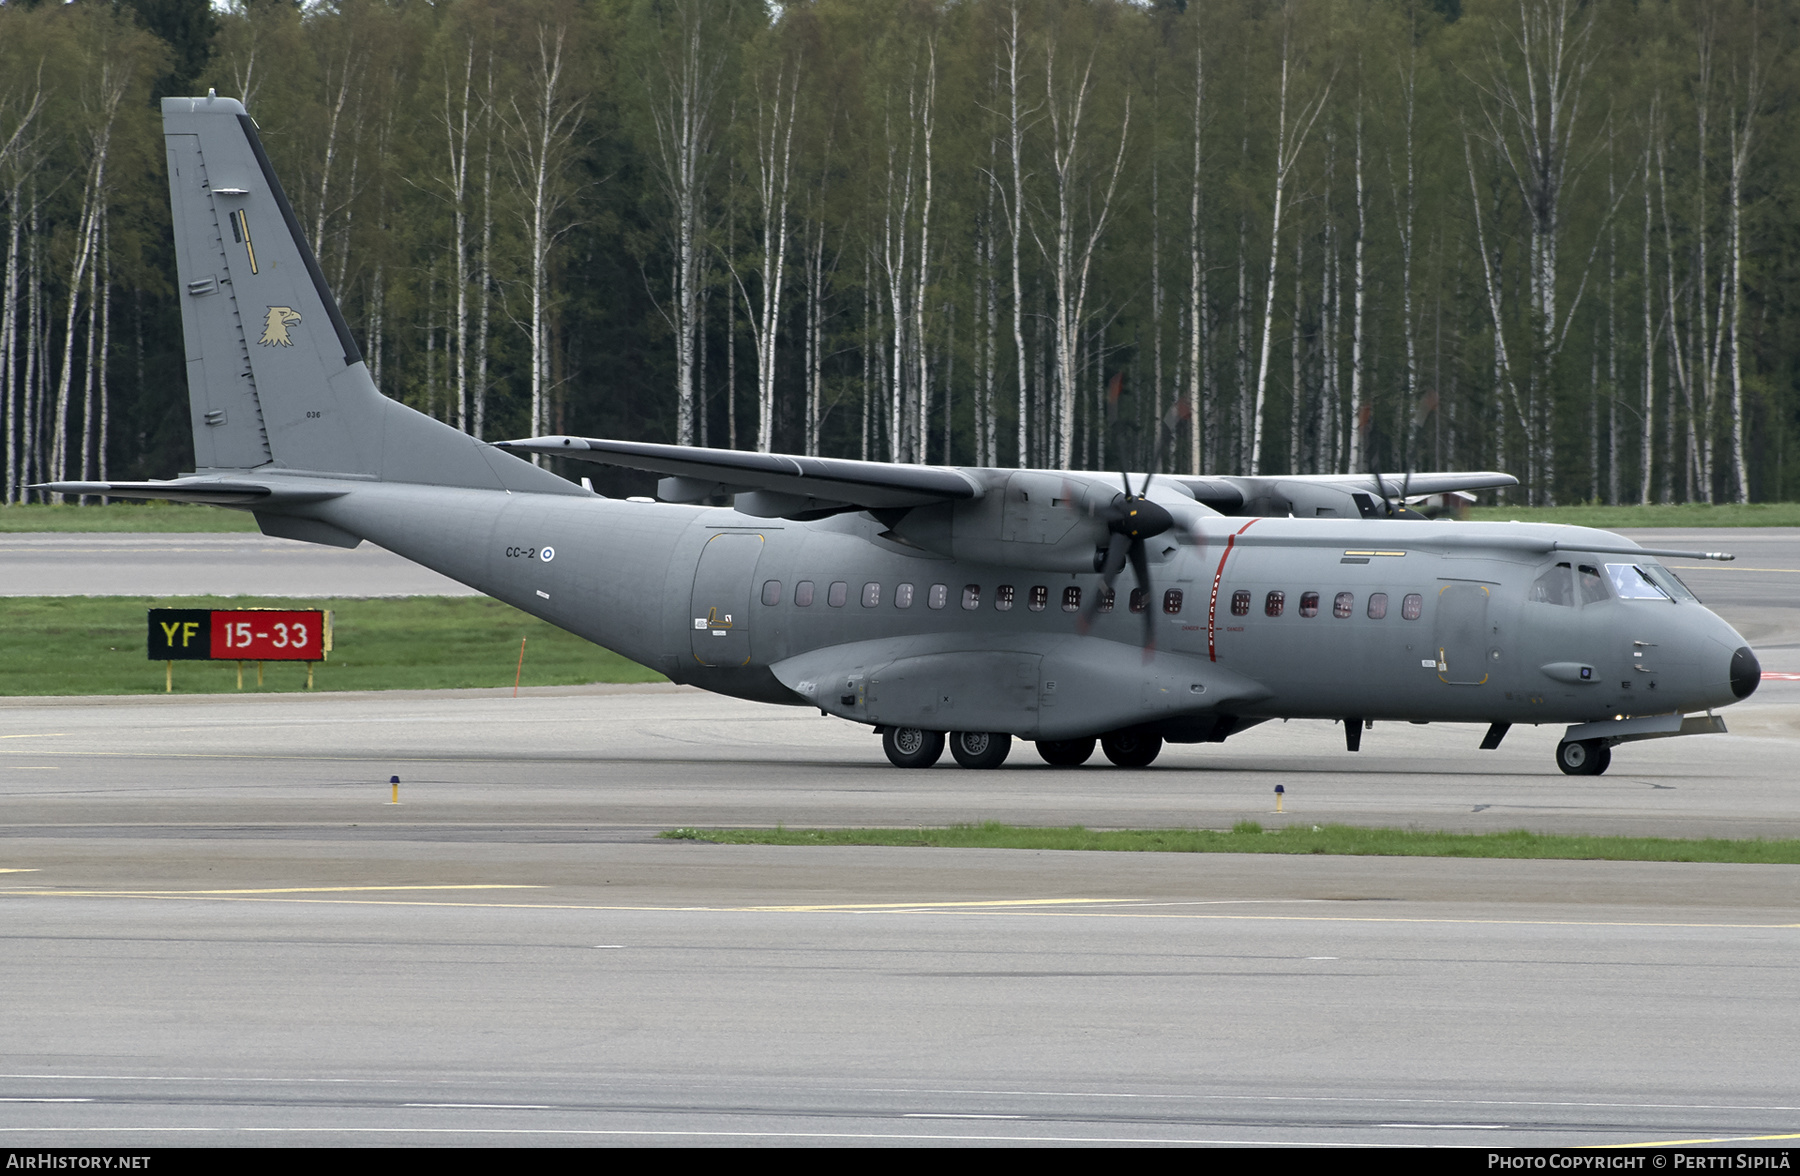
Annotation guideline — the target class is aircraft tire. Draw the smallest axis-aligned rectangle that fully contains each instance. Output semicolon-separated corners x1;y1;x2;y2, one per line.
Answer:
883;727;945;769
1036;738;1097;767
950;731;1012;769
1101;731;1164;768
1555;738;1610;776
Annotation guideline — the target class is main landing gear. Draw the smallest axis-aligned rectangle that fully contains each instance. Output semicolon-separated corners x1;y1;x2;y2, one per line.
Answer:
1555;738;1612;776
879;727;1164;769
881;728;1015;769
881;726;945;768
1035;737;1096;767
949;730;1012;769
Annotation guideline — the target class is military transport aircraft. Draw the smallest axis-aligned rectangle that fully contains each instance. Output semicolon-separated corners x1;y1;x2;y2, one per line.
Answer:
43;94;1762;776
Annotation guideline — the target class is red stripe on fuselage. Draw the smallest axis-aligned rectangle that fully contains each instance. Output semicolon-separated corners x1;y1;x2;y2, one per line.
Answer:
1207;518;1260;663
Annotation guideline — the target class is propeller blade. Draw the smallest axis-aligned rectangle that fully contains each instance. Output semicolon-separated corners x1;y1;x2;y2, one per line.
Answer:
1129;537;1155;652
1076;531;1131;634
1370;466;1393;517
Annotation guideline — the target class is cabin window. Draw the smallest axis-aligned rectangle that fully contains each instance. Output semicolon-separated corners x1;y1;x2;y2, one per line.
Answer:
761;580;781;606
1264;590;1285;617
1231;590;1251;617
1577;565;1608;605
1367;592;1388;620
895;583;915;608
795;581;815;607
1130;588;1150;614
1029;586;1049;611
1163;589;1184;615
1401;592;1423;620
827;581;848;608
962;584;981;610
1097;587;1116;613
1299;591;1319;618
1333;591;1353;618
861;582;881;608
1062;586;1081;612
995;585;1016;611
1529;563;1575;606
928;583;948;610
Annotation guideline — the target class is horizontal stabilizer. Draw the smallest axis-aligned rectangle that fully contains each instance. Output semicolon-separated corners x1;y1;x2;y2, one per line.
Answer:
32;478;343;506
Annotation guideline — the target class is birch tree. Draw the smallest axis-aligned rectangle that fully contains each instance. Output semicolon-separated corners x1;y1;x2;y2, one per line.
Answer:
734;50;798;454
501;13;588;445
1033;27;1129;470
637;0;734;447
1248;5;1329;475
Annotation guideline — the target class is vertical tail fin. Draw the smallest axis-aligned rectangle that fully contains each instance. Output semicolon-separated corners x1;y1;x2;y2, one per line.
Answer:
162;94;577;494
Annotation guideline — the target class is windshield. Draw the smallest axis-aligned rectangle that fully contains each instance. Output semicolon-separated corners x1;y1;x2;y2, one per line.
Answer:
1641;562;1699;602
1604;563;1673;601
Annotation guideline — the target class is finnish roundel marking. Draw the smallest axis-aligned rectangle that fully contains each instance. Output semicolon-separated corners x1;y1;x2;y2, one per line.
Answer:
540;546;556;562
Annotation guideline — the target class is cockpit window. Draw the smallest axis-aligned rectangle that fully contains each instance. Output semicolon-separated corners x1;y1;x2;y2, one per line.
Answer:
1577;565;1609;605
1529;563;1575;606
1642;563;1699;601
1604;563;1672;601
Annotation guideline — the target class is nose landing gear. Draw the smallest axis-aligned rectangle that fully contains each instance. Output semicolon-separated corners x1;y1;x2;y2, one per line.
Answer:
1555;738;1612;776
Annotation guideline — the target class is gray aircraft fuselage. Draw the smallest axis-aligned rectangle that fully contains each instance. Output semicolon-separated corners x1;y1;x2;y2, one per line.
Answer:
281;478;1752;741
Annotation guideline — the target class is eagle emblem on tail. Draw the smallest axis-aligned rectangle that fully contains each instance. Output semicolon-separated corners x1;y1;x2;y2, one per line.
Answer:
259;306;302;346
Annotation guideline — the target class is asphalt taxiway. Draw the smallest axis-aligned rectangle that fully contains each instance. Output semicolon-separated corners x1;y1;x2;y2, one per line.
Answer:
1;526;1796;1147
3;686;1798;1148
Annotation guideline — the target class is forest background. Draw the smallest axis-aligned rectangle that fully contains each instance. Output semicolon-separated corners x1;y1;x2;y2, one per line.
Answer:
1;0;1795;508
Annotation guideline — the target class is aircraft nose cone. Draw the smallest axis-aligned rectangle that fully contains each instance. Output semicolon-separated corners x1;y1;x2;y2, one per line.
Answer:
1730;646;1761;699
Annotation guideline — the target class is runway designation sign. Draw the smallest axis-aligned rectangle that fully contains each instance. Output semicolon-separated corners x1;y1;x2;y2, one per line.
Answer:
148;608;333;661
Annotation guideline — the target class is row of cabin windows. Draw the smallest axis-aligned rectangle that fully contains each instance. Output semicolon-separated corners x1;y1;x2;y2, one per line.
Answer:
760;580;1187;615
1229;589;1425;621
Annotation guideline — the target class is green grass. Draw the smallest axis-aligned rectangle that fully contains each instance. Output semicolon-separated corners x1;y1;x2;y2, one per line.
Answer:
1468;502;1800;528
0;595;664;695
661;820;1800;865
0;503;257;532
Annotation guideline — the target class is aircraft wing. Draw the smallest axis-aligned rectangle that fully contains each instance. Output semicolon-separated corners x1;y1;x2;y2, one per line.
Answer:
1171;471;1519;517
495;435;984;518
498;434;1519;522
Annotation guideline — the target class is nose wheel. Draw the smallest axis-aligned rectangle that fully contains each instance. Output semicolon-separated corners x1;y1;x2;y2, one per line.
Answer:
1556;738;1612;776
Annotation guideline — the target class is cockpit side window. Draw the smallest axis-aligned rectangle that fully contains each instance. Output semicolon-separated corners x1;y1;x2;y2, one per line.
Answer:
1577;564;1609;605
1529;563;1575;606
